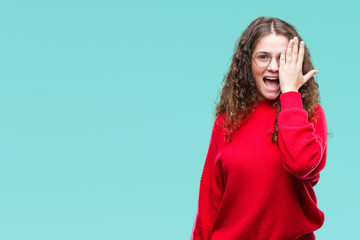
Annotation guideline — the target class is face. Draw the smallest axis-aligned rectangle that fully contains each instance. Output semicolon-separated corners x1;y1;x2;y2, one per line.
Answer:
251;33;289;101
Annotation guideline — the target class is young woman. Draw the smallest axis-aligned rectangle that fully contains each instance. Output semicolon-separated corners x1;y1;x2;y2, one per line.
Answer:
190;17;328;240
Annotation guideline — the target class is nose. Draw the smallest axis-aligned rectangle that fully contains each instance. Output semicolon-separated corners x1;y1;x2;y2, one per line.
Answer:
267;57;279;72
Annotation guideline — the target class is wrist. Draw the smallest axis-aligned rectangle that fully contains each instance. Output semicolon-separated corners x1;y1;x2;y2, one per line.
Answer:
281;86;298;93
279;91;303;109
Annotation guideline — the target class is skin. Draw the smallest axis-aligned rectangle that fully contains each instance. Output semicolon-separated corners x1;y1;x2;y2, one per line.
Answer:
279;36;319;93
251;33;318;101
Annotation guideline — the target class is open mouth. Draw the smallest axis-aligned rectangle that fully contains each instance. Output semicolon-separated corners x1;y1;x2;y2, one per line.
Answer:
263;77;280;91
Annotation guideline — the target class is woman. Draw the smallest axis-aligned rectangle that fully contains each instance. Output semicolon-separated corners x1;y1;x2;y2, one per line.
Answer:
190;17;328;240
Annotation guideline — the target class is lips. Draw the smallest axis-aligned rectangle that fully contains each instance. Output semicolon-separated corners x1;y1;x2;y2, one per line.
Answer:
263;76;280;91
263;76;279;80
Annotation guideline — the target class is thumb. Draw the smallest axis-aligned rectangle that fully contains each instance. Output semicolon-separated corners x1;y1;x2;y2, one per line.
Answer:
303;69;319;83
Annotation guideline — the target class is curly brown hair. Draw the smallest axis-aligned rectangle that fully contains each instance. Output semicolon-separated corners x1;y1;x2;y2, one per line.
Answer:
215;17;320;143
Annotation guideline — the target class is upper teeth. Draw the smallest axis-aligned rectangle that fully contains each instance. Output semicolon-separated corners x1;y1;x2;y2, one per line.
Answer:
265;77;278;80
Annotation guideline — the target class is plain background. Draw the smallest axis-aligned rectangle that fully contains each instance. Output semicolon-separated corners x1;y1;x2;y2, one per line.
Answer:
0;0;358;239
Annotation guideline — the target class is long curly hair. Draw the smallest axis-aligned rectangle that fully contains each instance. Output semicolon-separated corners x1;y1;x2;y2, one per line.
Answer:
215;17;320;143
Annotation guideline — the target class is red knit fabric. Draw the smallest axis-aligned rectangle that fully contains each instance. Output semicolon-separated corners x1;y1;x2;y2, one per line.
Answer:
191;91;328;240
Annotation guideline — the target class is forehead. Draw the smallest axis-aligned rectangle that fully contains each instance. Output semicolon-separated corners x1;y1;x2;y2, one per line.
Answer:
253;33;289;53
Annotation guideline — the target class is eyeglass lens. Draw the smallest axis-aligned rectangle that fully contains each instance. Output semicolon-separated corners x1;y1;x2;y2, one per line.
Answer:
254;52;281;67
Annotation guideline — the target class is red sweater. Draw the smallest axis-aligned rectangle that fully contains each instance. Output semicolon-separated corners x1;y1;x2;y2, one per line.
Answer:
191;91;328;240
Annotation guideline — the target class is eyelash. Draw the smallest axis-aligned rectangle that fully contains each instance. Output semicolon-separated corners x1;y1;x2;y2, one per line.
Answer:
258;53;281;59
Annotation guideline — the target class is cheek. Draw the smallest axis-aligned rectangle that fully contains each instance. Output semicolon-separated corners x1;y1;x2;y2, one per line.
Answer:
251;63;262;79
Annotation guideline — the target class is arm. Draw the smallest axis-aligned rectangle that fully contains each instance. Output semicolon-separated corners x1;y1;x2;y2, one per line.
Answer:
278;91;328;182
191;117;224;240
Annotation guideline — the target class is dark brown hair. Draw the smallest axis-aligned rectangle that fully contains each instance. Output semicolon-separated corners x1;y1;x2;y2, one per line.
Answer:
215;17;319;143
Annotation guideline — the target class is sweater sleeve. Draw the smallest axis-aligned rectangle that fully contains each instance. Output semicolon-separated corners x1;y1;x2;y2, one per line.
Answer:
278;91;328;182
191;116;224;240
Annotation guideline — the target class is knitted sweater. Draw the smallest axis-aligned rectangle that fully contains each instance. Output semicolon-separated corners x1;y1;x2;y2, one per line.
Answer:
191;91;328;240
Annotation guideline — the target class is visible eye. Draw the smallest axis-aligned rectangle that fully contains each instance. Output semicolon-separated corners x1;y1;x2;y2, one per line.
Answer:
257;54;270;61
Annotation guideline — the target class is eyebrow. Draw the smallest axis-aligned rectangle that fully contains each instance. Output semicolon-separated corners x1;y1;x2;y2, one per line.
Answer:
257;51;282;56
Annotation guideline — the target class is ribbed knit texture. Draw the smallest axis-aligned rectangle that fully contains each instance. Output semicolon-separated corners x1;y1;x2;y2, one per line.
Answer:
191;91;328;240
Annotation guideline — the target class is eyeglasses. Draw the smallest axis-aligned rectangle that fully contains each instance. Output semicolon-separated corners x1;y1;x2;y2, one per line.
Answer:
252;51;281;68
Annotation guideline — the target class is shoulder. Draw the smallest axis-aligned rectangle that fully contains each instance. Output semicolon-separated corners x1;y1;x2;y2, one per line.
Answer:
208;112;227;142
214;112;228;131
310;103;327;129
313;103;326;119
215;112;226;124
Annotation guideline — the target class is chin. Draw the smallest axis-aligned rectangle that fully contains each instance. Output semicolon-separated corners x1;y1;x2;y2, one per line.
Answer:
260;91;280;101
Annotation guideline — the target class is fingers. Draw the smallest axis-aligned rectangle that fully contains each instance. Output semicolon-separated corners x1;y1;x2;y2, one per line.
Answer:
280;47;286;66
286;39;293;63
297;41;305;69
303;69;319;83
286;37;301;64
292;37;299;63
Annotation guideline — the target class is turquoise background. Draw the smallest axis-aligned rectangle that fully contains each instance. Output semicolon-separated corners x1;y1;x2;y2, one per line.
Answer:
0;0;358;239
